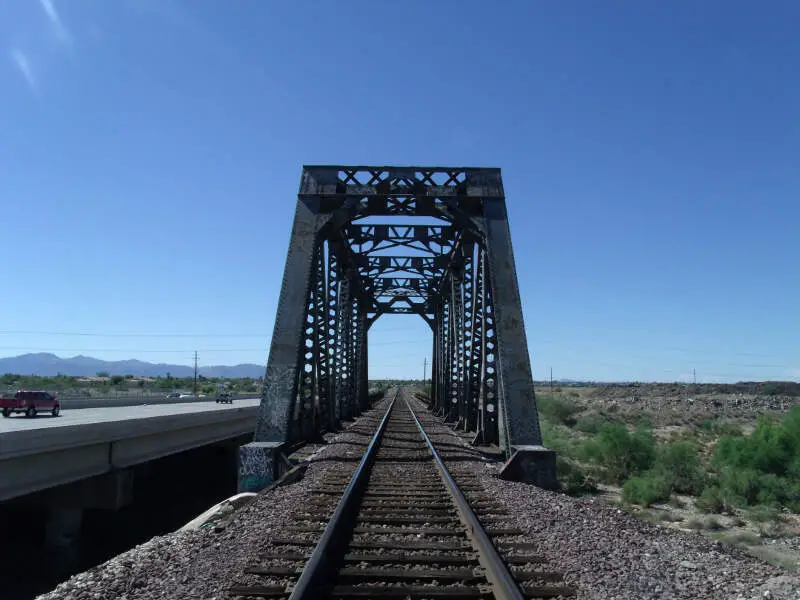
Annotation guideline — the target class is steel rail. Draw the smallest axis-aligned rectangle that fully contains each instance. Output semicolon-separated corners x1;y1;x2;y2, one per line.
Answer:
404;390;526;600
287;389;398;600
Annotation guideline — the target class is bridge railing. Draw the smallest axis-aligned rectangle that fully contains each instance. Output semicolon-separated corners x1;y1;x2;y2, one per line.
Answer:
0;391;260;410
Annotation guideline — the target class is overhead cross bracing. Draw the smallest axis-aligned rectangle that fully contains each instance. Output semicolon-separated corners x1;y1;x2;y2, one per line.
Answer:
254;166;543;456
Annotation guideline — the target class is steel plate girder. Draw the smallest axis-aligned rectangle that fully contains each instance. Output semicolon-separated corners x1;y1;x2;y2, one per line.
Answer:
481;198;542;449
255;198;329;443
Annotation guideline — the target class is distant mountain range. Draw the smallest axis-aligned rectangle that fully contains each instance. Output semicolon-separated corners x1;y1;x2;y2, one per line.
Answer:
0;353;265;379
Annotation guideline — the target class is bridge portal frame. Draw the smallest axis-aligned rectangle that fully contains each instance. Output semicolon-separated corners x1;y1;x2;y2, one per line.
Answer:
241;166;554;490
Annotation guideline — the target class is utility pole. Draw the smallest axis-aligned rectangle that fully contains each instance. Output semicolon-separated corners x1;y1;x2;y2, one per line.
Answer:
693;368;696;385
193;351;198;397
550;367;554;395
423;357;427;384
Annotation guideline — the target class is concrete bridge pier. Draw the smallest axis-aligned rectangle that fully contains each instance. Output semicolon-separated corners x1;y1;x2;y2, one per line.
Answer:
237;442;284;493
17;469;135;558
499;445;558;490
45;507;83;558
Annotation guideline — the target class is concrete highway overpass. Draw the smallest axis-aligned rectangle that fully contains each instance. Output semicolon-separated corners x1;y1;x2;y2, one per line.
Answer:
0;399;260;504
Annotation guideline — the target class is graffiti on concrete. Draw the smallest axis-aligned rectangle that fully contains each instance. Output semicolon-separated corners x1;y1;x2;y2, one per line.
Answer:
237;442;280;493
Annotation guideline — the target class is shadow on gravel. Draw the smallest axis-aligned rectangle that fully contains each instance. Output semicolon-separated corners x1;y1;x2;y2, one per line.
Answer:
436;457;495;464
304;456;365;464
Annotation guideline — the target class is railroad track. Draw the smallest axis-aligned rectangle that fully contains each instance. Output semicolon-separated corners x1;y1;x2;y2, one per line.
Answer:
230;388;574;600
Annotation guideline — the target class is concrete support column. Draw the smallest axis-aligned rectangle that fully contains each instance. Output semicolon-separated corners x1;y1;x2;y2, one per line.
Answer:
499;445;558;490
45;507;83;555
237;442;282;493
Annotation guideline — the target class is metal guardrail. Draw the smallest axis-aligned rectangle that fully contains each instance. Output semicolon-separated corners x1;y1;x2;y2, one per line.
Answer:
51;393;259;410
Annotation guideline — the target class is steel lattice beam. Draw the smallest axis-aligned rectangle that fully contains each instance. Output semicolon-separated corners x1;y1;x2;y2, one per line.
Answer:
254;166;543;458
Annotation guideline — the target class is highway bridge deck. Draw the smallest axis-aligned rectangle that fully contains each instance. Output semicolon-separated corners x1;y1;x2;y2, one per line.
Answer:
0;399;260;433
0;399;261;502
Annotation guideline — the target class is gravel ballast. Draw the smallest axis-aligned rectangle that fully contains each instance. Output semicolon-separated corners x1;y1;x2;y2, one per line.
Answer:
37;392;800;600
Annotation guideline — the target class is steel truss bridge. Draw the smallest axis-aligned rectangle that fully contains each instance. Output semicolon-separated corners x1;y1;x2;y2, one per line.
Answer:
254;165;543;456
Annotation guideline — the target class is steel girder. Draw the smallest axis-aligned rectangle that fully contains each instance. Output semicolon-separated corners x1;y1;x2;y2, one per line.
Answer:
255;166;542;455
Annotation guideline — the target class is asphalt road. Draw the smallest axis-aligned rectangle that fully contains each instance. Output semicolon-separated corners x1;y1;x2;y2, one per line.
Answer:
0;399;262;433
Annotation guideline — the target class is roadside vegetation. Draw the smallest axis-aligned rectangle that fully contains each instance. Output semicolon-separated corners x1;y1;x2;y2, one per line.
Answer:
538;389;800;508
0;372;262;397
538;388;800;571
2;375;424;399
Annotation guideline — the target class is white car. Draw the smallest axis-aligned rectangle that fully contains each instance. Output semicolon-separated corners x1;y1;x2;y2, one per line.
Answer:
178;393;197;400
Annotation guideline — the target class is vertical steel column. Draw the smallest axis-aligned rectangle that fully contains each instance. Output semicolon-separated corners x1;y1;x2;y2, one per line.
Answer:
482;193;542;450
446;280;459;423
349;300;361;415
314;243;331;433
432;299;444;414
355;307;369;410
430;299;440;411
449;273;465;425
479;248;500;445
255;197;326;443
439;295;451;416
346;294;357;416
326;250;341;428
463;242;481;433
459;243;475;431
335;279;353;420
294;243;326;441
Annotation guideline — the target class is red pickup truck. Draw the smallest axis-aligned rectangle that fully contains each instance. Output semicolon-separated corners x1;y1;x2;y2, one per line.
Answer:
0;390;60;418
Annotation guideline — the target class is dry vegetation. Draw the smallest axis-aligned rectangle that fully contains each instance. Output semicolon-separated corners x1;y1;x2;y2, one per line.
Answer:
537;382;800;574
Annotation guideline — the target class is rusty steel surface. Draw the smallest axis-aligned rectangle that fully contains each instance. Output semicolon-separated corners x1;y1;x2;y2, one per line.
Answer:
255;166;543;455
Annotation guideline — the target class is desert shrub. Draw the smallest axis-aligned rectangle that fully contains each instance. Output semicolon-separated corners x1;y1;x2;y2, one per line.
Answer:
575;411;622;434
621;442;705;505
537;394;580;426
540;421;574;456
707;407;800;511
686;517;705;530
696;485;727;513
719;531;762;547
557;456;597;496
685;516;724;530
669;496;686;508
699;419;743;437
747;505;781;523
622;474;672;506
713;408;800;476
651;442;706;495
579;423;656;484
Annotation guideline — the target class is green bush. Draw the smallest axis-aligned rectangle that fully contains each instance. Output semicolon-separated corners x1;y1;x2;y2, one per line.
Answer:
652;442;706;495
537;394;580;426
622;474;672;506
620;442;706;506
575;411;621;434
713;408;800;476
747;505;781;523
699;419;743;436
557;456;597;496
706;407;800;511
579;423;656;484
696;485;730;514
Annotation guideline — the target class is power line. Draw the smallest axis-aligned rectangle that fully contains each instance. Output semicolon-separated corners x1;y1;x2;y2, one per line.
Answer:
0;326;420;338
0;346;267;353
0;330;271;338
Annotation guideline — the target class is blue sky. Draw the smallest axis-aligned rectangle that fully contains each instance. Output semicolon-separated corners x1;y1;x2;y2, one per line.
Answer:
1;0;797;383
